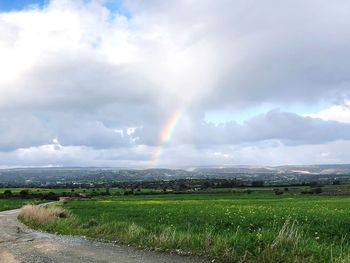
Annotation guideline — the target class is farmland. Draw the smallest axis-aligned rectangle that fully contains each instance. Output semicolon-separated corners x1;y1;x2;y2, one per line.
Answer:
0;199;38;211
20;192;350;263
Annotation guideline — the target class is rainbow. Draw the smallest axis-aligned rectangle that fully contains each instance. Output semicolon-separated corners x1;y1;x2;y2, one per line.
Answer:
151;109;184;167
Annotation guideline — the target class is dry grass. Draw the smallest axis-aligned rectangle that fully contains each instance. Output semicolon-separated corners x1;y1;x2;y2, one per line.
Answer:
271;219;301;249
19;204;67;223
260;220;306;263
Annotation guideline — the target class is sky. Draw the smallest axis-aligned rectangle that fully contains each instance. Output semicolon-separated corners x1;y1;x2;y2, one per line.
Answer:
0;0;350;168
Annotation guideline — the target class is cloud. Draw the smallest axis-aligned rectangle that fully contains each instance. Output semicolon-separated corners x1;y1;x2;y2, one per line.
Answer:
125;0;350;108
2;139;347;168
304;101;350;124
0;0;350;166
0;142;153;168
158;109;350;146
0;113;52;151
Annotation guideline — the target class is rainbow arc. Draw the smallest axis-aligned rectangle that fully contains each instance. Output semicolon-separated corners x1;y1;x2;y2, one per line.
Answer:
151;109;184;167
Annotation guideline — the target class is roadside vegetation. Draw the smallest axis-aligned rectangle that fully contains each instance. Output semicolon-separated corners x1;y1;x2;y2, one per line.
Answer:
19;204;68;223
19;192;350;263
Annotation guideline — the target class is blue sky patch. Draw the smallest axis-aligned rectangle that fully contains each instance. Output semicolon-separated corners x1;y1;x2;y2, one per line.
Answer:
105;0;131;18
0;0;132;18
0;0;47;11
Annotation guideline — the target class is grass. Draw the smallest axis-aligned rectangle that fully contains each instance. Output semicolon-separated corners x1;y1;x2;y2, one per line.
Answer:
19;204;67;223
20;193;350;263
0;198;38;211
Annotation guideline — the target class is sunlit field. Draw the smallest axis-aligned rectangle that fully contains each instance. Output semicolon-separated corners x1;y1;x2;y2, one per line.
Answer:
20;193;350;263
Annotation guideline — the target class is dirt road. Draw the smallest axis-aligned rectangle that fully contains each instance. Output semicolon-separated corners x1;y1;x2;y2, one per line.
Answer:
0;208;210;263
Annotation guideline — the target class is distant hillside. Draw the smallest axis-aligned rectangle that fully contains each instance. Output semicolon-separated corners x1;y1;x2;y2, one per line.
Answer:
0;165;350;186
194;164;350;175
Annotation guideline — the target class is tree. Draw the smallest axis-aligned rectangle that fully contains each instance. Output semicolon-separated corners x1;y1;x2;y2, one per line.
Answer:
252;181;264;187
203;181;212;189
19;189;29;199
43;192;59;201
179;183;188;191
309;181;319;187
313;187;323;194
3;190;12;198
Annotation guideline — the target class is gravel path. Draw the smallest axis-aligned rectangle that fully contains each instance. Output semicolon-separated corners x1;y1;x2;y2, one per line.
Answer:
0;208;210;263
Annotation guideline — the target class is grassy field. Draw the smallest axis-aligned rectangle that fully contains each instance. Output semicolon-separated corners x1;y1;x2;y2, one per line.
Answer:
20;193;350;263
0;199;38;211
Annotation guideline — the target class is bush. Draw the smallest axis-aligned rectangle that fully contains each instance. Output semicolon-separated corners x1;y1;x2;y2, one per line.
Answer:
19;189;30;199
313;187;323;194
274;189;284;195
3;190;12;198
301;191;313;194
42;192;59;201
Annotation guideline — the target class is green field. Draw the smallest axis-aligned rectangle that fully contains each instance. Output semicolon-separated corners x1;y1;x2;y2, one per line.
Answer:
21;193;350;263
0;199;37;211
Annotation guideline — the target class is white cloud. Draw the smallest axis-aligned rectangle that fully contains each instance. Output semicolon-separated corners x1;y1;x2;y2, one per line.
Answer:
0;0;350;166
304;101;350;124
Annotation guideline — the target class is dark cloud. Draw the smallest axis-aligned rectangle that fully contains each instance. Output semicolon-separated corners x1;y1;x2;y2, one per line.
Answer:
136;110;350;146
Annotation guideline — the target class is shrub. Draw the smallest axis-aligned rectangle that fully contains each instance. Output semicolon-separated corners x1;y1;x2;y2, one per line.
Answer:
274;189;284;195
19;189;30;199
301;191;313;194
313;187;323;194
3;190;13;198
42;192;59;201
